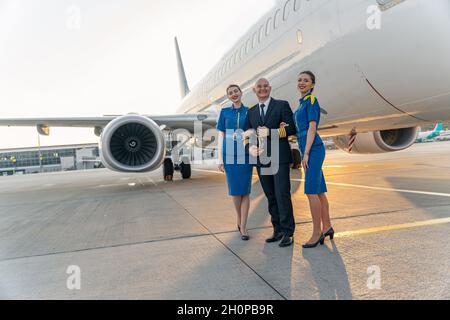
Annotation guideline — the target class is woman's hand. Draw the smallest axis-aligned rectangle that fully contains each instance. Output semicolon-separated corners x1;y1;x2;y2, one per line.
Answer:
279;122;287;129
302;154;310;171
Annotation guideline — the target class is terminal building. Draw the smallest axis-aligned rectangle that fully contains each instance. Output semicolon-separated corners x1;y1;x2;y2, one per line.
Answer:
0;144;100;176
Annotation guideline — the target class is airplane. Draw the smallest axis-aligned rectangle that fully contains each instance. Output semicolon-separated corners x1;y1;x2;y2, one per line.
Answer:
1;0;450;180
435;129;450;141
415;124;444;143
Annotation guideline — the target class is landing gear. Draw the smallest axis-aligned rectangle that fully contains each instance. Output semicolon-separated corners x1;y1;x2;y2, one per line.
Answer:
163;157;191;181
180;158;191;180
292;148;301;170
163;158;174;181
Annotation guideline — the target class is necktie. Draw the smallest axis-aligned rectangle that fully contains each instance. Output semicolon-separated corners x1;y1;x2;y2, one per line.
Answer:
260;104;266;123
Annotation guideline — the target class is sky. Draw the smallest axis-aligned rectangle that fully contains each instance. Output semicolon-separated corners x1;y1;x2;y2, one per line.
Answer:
0;0;276;149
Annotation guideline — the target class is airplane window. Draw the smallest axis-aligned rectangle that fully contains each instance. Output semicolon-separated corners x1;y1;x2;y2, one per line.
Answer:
258;25;264;43
246;39;251;54
266;17;272;36
274;9;281;29
297;30;303;44
252;32;258;48
294;0;301;11
283;0;292;21
240;45;245;59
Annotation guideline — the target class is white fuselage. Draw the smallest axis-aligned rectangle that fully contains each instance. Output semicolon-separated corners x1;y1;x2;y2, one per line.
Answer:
176;0;450;137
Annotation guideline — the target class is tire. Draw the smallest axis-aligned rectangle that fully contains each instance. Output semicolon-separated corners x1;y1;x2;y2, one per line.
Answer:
163;158;174;181
292;149;301;170
180;162;191;180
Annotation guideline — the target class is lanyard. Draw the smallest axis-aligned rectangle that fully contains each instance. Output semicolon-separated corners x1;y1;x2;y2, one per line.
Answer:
236;111;240;130
232;109;241;141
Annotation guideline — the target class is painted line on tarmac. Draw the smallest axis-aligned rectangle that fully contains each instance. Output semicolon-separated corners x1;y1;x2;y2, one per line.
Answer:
291;179;450;198
334;217;450;238
194;168;225;175
194;169;450;198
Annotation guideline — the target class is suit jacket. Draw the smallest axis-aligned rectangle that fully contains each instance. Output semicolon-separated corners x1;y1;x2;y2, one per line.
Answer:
244;98;297;167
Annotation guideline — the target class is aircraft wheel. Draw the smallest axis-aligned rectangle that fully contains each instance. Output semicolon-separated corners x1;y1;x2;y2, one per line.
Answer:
163;158;174;181
180;161;191;180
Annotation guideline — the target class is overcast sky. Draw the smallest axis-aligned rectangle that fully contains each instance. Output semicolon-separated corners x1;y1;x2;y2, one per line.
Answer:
0;0;276;149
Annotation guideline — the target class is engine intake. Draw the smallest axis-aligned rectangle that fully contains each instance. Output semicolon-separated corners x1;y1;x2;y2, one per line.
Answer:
100;115;165;172
334;127;420;154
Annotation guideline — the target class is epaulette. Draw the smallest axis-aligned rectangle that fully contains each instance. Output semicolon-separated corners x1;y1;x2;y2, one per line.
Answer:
304;94;316;105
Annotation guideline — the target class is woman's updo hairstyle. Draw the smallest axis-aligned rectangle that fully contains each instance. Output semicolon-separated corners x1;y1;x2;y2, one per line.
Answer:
299;71;316;93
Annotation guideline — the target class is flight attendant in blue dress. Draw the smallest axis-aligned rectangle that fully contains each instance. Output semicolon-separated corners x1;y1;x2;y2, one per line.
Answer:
217;84;253;241
294;71;334;248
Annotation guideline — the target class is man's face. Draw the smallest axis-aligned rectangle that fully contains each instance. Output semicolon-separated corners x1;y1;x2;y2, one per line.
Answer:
253;79;272;101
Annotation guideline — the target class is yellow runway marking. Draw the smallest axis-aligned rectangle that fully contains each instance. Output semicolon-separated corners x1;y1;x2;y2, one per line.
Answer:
334;217;450;238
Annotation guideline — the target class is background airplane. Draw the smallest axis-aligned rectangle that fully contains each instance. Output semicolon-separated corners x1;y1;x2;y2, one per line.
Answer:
416;124;444;143
1;0;450;180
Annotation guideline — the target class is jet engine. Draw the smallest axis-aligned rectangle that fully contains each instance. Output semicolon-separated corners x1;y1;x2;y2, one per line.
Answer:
100;115;166;172
334;127;420;154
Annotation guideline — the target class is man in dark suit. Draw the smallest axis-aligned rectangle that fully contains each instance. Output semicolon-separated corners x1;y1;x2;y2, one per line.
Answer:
243;78;297;247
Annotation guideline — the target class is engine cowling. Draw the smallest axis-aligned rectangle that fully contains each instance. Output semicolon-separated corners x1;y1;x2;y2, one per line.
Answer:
333;127;420;154
100;115;166;172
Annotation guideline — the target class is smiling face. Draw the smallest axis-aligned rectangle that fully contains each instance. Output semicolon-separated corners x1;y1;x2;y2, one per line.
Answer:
227;85;242;105
297;73;315;96
253;78;272;101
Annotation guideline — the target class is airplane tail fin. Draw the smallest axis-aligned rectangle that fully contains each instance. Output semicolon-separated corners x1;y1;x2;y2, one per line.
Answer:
174;37;190;98
435;123;444;133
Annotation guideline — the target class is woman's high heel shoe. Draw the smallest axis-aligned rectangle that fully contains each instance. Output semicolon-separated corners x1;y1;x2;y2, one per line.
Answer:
239;227;250;241
302;234;325;249
323;227;335;240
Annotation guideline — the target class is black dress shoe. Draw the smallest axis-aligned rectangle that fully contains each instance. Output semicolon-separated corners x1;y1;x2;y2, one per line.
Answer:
302;234;325;249
266;233;283;243
279;235;294;247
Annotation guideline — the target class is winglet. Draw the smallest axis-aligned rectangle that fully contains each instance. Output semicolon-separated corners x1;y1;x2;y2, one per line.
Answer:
174;37;190;98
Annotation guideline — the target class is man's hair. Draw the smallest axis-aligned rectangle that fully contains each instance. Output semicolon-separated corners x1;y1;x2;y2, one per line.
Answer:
255;78;270;86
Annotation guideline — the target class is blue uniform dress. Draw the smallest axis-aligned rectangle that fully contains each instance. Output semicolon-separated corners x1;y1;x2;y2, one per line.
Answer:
294;94;328;195
217;105;253;196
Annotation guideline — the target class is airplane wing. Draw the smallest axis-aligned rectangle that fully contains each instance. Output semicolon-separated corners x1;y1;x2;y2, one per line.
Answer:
0;113;218;133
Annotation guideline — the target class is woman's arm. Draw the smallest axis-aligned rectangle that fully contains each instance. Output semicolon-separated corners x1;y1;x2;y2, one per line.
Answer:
302;121;317;170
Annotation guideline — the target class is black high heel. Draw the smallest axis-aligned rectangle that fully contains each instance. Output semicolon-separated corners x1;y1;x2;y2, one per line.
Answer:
239;227;250;241
302;234;325;249
323;227;335;240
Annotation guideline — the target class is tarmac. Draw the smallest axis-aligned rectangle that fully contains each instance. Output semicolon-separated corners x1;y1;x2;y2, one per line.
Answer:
1;141;449;300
